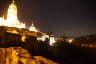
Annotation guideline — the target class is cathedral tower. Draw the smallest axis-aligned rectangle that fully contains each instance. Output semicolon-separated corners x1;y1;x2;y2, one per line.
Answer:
7;0;19;25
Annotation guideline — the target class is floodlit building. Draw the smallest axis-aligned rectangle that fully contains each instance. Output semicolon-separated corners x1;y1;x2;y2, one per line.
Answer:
0;0;56;45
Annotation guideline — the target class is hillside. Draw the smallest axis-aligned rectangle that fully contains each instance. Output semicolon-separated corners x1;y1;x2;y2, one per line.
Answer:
0;26;58;64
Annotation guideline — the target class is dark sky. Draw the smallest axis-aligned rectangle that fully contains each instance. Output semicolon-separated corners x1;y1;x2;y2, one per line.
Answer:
0;0;96;37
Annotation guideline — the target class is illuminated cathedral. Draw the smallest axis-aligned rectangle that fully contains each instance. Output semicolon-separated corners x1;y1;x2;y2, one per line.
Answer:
0;0;56;45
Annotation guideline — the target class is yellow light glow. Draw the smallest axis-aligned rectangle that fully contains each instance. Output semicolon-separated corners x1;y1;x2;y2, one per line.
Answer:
7;30;19;34
67;39;73;43
68;39;73;43
22;35;26;42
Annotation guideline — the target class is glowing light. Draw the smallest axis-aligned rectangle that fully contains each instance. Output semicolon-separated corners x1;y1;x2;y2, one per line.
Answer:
7;30;19;34
37;35;49;41
85;44;88;47
50;36;56;46
22;35;26;42
29;23;38;32
0;17;5;26
81;44;84;47
7;0;17;22
89;44;93;47
66;38;73;43
37;37;46;41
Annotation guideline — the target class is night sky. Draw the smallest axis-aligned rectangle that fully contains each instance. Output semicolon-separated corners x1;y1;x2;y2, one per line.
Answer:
0;0;96;37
